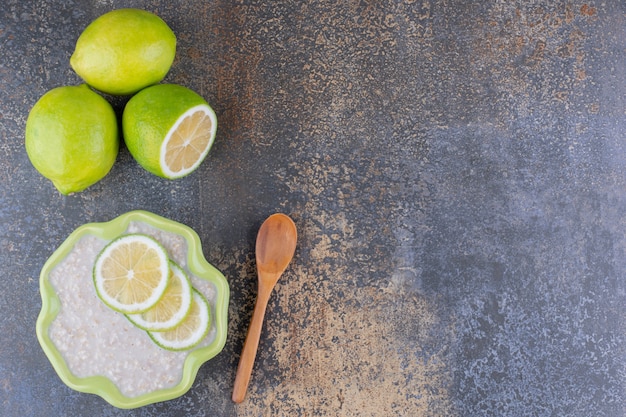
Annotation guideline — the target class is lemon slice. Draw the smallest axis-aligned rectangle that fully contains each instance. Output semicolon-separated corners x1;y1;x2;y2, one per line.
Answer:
148;289;211;351
126;261;193;331
122;84;218;179
93;234;169;314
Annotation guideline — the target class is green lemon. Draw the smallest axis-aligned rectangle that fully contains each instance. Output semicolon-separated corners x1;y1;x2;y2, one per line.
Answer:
25;85;119;195
122;84;217;179
70;8;176;96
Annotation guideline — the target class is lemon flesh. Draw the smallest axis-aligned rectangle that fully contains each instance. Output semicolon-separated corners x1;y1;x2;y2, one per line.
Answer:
93;234;170;314
123;84;217;179
25;84;118;195
70;8;176;95
148;289;211;351
126;261;193;331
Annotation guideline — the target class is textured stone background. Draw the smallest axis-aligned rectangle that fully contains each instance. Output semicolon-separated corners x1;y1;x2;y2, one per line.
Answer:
1;1;625;416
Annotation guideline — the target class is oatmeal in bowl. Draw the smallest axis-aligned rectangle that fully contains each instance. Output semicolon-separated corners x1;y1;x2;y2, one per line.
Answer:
35;210;229;409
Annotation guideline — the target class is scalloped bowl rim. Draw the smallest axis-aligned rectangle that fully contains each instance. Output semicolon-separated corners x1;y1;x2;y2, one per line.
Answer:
35;210;230;409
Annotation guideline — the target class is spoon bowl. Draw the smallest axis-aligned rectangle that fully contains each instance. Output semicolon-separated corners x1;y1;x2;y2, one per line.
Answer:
232;213;297;403
256;213;298;276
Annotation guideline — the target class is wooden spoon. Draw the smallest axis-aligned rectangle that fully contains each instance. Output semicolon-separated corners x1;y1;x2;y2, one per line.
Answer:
232;213;297;403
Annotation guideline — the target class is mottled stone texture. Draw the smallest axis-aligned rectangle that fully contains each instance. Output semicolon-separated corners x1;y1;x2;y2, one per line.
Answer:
1;1;624;416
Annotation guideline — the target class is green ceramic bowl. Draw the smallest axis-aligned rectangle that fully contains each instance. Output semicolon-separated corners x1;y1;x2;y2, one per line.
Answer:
35;210;229;408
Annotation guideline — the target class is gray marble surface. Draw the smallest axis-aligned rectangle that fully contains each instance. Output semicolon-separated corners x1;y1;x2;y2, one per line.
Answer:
1;1;624;416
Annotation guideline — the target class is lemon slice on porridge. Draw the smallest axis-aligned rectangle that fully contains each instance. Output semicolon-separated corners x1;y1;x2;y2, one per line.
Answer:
148;289;211;351
93;234;169;314
126;261;193;331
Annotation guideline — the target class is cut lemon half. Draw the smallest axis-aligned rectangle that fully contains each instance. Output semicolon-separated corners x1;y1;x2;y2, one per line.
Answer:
148;289;211;351
122;84;218;179
126;261;193;331
93;234;169;314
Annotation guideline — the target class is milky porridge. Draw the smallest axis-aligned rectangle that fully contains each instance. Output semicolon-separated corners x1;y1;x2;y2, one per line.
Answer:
48;221;217;398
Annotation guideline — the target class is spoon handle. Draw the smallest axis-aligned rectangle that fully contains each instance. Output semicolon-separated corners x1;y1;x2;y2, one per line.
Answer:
232;283;273;403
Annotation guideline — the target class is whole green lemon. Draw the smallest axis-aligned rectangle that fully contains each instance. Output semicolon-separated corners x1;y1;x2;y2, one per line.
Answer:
25;84;119;194
70;8;176;96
